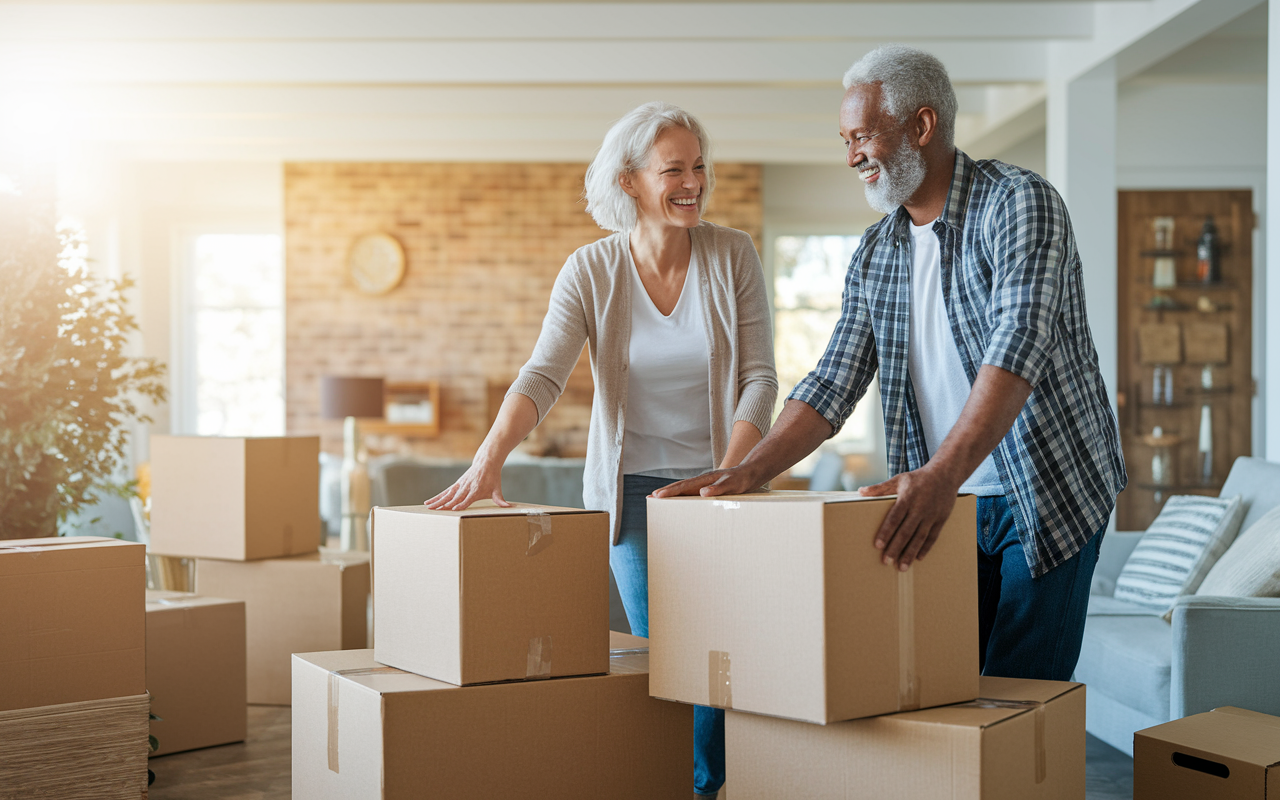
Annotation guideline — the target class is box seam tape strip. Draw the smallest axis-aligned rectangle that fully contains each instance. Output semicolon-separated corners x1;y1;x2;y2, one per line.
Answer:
708;650;733;709
525;510;551;556
897;566;920;711
327;666;402;773
526;635;553;680
959;698;1047;784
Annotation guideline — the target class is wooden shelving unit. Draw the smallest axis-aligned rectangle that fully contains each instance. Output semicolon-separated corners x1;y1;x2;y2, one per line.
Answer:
358;381;441;438
1116;190;1253;530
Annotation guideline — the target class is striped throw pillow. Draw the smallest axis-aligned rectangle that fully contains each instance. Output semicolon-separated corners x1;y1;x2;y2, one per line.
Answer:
1113;494;1245;614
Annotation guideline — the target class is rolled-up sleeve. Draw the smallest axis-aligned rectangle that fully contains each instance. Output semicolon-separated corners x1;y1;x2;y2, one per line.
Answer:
981;179;1068;388
508;259;590;422
787;245;879;436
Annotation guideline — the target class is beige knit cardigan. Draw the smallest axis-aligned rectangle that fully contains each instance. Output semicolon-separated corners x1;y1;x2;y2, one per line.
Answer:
508;221;778;543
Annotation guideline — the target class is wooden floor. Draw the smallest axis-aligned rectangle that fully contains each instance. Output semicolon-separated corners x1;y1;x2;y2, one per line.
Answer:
148;705;1136;799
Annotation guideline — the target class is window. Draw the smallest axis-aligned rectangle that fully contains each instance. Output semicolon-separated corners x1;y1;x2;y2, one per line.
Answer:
772;233;886;483
177;233;284;436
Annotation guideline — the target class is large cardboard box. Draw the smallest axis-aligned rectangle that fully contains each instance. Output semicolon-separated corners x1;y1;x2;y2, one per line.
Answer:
196;550;370;705
292;632;691;799
727;676;1085;799
372;503;609;685
0;537;146;712
1135;707;1280;799
146;590;248;756
149;435;321;561
0;693;150;799
647;491;978;724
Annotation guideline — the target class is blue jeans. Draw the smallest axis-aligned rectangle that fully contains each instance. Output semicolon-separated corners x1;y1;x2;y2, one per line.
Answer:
612;474;724;797
977;495;1103;680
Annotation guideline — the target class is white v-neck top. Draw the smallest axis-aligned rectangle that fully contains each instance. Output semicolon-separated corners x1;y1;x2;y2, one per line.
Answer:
621;255;714;476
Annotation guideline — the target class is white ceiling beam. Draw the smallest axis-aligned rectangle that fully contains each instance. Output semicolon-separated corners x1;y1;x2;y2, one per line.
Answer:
0;3;1094;42
1049;0;1264;83
0;39;1048;85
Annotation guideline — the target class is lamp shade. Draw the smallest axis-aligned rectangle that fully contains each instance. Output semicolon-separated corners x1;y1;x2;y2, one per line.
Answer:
321;376;385;419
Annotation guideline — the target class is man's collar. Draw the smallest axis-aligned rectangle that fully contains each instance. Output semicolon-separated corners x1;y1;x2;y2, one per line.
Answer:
887;148;971;237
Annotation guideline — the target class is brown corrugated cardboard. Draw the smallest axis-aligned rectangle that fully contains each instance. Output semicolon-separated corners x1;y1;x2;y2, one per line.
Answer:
0;537;146;712
1135;707;1280;799
145;590;248;756
196;550;370;705
292;632;690;799
647;491;978;724
727;675;1084;799
149;435;321;561
0;693;150;799
372;503;609;686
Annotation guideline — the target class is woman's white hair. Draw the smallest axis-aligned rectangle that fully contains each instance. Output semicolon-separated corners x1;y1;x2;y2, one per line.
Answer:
842;45;958;148
584;102;715;233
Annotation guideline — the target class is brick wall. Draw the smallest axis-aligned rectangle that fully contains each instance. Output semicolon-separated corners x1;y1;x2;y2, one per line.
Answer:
284;162;762;457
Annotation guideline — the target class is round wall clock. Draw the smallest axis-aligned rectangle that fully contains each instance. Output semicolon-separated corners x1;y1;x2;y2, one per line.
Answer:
347;232;405;295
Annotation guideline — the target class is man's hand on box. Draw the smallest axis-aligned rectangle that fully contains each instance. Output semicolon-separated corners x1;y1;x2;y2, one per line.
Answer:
649;466;763;499
859;465;959;570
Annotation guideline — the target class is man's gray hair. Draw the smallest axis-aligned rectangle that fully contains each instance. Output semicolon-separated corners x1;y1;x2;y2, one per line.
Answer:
842;46;957;148
584;101;715;233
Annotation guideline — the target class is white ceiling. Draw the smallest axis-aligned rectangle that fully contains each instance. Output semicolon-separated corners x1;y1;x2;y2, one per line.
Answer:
0;0;1265;164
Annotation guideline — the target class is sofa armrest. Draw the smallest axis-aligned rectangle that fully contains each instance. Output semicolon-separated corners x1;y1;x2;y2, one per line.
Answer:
1091;531;1143;597
1171;595;1280;718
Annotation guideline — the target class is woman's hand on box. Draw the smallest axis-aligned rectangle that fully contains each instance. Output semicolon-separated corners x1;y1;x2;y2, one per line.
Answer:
424;461;509;510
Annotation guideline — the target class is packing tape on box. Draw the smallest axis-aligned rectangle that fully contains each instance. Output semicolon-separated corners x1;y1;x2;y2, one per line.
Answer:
0;539;95;556
327;666;403;773
708;650;733;709
897;566;920;711
960;698;1047;783
526;635;553;680
525;511;552;555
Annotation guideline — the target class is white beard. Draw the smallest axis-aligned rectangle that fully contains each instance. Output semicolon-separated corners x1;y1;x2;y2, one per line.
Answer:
862;135;927;214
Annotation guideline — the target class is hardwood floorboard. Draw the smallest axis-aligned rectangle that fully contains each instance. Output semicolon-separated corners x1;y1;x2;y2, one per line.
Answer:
147;704;1136;798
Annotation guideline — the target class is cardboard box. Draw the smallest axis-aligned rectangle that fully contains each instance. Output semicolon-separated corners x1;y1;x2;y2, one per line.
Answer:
149;435;321;561
196;551;370;705
0;693;150;799
647;491;978;724
372;503;610;685
292;632;691;799
0;537;146;712
727;676;1085;800
146;590;248;756
1135;707;1280;799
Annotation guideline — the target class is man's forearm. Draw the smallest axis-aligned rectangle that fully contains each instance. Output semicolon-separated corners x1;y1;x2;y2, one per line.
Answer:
736;399;834;486
927;364;1032;486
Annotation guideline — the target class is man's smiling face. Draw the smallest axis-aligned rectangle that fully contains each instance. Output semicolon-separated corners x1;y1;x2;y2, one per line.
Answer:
839;83;927;214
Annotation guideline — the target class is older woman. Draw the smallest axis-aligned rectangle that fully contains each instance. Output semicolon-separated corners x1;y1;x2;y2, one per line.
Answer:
427;101;776;798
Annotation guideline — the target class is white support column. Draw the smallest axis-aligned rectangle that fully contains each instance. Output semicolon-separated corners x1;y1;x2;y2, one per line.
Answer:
1267;0;1280;460
1047;58;1119;408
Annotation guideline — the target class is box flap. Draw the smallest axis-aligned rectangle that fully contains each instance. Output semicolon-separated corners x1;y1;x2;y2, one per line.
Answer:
1139;707;1280;769
376;502;602;519
895;677;1082;730
145;590;245;612
651;490;898;506
0;537;143;576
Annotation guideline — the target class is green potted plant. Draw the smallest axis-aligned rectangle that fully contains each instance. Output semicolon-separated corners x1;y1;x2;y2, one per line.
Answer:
0;179;167;539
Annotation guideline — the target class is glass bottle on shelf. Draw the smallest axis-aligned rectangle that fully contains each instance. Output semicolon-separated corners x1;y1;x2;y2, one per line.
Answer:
1152;216;1176;288
1198;404;1214;484
1196;216;1220;284
1148;426;1176;506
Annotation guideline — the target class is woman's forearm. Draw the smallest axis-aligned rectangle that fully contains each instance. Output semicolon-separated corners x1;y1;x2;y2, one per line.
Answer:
719;419;765;469
475;392;540;468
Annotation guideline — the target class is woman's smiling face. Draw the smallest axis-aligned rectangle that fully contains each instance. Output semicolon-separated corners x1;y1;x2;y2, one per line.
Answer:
621;126;706;231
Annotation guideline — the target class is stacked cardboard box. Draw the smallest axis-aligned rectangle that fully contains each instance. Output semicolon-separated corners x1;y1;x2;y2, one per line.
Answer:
0;537;150;797
646;491;1087;797
150;435;370;706
145;591;247;755
293;504;694;797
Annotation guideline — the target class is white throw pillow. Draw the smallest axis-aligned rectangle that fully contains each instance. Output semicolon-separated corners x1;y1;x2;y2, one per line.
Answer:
1113;494;1245;614
1196;504;1280;598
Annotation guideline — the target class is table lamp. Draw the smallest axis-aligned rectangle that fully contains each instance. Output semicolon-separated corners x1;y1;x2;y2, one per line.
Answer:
321;376;385;551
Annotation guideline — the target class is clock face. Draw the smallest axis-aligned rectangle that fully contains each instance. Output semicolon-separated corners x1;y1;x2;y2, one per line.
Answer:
348;233;405;295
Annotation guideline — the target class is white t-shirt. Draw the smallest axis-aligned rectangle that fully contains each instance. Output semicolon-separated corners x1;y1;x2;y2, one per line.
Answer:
621;256;714;477
907;220;1003;496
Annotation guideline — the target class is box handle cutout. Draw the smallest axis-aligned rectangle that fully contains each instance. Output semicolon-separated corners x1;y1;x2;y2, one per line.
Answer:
1171;752;1229;779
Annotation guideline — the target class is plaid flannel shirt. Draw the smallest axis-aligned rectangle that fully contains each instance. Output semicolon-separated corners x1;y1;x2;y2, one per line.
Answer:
790;150;1126;577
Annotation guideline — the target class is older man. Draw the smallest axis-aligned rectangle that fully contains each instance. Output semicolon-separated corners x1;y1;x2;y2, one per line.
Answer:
657;45;1126;681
